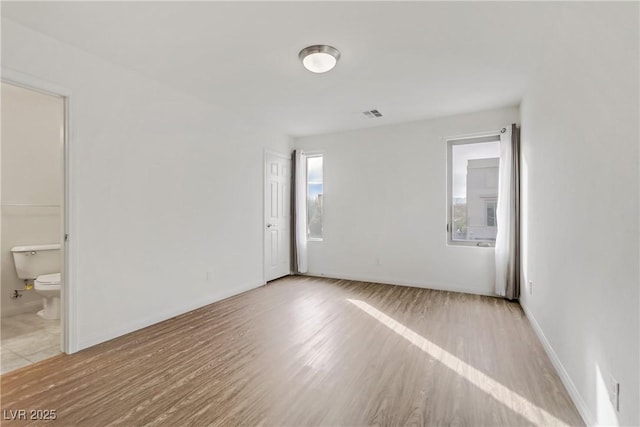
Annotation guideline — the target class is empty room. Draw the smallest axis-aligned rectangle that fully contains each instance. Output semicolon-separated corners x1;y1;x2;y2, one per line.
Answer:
0;2;638;426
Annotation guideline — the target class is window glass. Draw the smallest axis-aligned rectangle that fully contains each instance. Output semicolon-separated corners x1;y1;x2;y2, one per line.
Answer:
450;139;500;244
306;155;323;240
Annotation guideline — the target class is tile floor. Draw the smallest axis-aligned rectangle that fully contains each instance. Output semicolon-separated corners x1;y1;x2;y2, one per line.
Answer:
1;312;61;374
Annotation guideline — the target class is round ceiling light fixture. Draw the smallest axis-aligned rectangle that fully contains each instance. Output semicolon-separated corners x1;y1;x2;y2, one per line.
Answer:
299;45;340;73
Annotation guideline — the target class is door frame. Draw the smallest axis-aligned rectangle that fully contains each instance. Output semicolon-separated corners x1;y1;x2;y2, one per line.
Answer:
263;149;292;284
2;68;78;354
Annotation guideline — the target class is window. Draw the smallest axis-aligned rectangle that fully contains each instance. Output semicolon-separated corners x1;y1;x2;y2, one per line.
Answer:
447;135;500;246
306;154;323;240
486;200;497;227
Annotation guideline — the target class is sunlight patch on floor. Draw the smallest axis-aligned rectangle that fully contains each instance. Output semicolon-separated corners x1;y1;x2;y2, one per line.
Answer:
347;298;568;427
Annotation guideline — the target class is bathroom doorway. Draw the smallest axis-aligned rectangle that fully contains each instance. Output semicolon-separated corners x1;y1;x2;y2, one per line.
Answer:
0;81;66;373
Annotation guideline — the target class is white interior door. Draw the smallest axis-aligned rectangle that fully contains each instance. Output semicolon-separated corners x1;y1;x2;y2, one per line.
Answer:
264;151;291;282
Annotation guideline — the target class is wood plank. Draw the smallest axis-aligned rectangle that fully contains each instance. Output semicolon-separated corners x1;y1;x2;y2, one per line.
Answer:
1;276;584;426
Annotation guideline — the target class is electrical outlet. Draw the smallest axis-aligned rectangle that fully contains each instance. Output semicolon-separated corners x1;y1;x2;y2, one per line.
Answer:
609;374;620;412
528;280;533;295
375;258;382;266
206;271;215;282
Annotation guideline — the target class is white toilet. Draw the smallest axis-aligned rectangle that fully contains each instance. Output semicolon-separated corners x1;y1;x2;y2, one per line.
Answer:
33;273;61;319
11;244;61;320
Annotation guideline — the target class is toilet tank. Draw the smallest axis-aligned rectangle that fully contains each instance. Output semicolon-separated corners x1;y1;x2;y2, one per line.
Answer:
11;244;61;280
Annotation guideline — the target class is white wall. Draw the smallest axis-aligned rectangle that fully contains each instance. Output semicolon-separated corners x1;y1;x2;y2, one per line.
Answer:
519;3;639;426
294;107;519;295
1;82;64;316
2;18;292;351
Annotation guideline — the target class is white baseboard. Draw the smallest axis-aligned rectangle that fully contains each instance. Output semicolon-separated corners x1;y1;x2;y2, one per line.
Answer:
303;271;498;298
76;279;264;352
520;301;593;426
1;300;42;318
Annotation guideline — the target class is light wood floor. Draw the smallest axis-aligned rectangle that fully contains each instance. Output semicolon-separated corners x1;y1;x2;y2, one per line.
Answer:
1;276;583;426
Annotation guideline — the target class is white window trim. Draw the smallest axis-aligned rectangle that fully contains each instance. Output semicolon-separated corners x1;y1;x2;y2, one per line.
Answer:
445;131;503;248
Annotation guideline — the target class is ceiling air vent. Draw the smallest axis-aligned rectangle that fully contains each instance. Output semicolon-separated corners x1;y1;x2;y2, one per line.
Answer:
363;109;383;118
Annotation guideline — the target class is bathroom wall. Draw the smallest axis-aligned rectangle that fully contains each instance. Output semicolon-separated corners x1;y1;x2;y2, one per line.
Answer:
1;82;64;317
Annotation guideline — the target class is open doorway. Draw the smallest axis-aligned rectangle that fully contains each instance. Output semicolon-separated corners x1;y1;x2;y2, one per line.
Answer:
0;81;66;373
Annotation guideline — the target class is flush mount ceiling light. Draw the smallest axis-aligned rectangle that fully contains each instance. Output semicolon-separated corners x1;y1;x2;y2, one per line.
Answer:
299;45;340;73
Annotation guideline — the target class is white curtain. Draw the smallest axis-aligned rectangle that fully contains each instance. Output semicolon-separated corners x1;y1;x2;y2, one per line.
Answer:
495;125;519;298
293;150;308;273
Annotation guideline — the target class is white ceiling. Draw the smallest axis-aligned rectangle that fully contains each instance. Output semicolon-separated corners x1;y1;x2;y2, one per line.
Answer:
2;2;556;137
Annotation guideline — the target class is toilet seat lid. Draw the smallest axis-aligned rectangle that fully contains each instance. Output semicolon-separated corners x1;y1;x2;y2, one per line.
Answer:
36;273;60;285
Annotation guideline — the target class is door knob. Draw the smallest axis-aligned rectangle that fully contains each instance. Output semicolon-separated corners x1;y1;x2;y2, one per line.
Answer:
267;223;275;228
